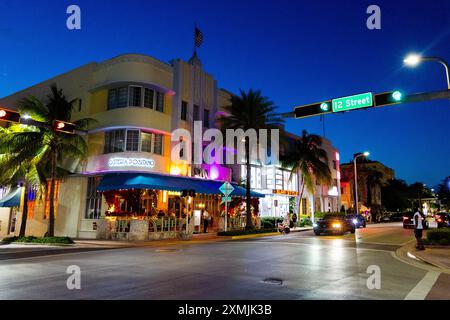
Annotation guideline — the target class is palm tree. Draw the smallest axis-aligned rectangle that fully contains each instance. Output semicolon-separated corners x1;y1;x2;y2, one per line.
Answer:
0;126;47;236
219;89;284;229
3;84;94;236
282;130;332;216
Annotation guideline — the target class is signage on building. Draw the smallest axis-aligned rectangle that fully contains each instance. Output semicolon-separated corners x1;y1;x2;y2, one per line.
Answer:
108;157;156;169
272;189;299;196
193;167;209;179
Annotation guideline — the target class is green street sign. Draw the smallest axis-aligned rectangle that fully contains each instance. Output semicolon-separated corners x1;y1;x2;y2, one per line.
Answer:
219;182;234;196
221;196;232;203
332;92;373;113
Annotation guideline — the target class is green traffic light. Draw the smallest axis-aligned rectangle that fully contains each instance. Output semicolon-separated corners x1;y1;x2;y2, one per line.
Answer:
320;103;330;111
392;91;403;101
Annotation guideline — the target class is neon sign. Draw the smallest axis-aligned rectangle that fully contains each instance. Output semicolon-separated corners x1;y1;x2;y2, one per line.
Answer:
108;158;156;169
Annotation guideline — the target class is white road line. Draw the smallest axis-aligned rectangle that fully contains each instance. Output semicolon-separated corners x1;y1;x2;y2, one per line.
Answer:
233;240;394;253
404;271;441;300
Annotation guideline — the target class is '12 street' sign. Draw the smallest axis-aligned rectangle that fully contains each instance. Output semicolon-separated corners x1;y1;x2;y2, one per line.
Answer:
332;92;373;113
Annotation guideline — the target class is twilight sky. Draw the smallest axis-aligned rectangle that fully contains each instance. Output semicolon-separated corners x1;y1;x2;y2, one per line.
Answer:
0;0;449;187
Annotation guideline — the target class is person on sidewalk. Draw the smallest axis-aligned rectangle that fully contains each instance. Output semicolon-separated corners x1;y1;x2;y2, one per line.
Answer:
202;208;210;233
413;207;425;251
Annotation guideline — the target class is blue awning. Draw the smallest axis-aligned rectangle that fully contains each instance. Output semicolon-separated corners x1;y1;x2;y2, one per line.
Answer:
0;188;22;207
97;173;265;198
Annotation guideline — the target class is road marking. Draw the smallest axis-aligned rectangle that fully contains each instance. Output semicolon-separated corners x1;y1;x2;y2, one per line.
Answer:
404;271;441;300
233;240;395;253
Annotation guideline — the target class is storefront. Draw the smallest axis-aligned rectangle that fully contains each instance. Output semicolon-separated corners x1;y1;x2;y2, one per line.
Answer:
92;172;264;239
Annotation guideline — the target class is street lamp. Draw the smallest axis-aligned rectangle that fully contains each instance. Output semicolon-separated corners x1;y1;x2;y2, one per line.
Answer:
353;152;370;215
404;53;450;89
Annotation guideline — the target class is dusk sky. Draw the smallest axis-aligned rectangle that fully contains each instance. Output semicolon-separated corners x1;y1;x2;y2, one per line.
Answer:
0;0;449;187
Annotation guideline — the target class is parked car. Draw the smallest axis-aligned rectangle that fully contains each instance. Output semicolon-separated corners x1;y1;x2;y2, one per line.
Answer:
346;214;366;228
402;212;429;229
435;212;450;229
313;215;356;236
389;212;404;222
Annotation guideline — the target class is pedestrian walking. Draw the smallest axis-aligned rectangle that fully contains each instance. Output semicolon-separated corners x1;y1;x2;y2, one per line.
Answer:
413;207;425;250
202;208;210;233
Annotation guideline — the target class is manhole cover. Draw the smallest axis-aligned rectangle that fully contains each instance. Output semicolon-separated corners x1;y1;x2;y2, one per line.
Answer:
263;278;283;285
155;248;181;253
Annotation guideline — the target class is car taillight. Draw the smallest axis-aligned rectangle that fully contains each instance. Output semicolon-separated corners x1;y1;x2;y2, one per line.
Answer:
403;217;408;220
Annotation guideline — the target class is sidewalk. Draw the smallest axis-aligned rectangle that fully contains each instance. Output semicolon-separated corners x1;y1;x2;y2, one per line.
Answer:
396;242;450;274
414;246;450;270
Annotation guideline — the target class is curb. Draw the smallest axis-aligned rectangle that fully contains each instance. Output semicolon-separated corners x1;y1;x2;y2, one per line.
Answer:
231;232;280;240
394;243;450;274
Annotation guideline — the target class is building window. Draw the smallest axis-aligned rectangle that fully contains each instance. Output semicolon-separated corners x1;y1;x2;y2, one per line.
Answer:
193;105;200;121
85;177;102;219
126;130;140;152
144;88;154;109
153;134;164;155
181;101;188;121
333;160;338;170
108;87;128;110
203;109;210;127
104;130;126;153
129;86;142;107
156;92;165;112
141;132;152;153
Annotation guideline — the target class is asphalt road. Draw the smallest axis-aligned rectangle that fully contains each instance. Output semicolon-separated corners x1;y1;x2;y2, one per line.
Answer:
0;222;448;300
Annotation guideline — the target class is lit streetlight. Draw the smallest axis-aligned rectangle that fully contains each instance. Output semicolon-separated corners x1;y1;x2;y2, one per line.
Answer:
353;152;370;215
404;53;450;90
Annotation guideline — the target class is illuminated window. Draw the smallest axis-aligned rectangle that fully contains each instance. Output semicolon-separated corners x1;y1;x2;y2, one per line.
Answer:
85;177;102;219
44;180;61;219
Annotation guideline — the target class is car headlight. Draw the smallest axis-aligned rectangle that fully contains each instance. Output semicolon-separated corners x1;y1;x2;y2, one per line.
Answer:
332;223;342;229
313;223;318;228
352;219;358;225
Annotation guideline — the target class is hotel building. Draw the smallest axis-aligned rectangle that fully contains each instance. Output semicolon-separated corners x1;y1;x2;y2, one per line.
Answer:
0;52;340;239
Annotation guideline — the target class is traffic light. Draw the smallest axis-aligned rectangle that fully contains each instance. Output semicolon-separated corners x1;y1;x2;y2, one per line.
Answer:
294;100;332;119
374;90;405;107
0;108;21;124
53;120;76;134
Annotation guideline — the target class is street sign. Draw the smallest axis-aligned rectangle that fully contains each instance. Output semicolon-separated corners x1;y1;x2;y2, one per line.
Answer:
219;182;234;233
332;92;373;113
219;182;234;196
221;196;232;203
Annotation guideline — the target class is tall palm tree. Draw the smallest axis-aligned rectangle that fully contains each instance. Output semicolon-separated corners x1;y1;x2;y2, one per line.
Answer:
0;126;47;236
219;89;284;229
4;84;94;236
282;130;332;216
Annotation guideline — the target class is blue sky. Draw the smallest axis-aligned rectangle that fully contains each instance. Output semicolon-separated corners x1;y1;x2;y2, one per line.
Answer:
0;0;449;187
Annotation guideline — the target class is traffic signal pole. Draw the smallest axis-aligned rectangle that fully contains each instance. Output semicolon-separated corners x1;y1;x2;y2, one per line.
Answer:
282;89;450;119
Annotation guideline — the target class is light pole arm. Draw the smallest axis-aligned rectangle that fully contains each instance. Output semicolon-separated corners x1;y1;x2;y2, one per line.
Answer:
422;57;450;90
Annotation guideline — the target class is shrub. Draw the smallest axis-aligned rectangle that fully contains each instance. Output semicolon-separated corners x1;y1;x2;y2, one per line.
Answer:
1;236;74;245
260;217;283;229
299;217;312;227
218;228;277;237
426;228;450;245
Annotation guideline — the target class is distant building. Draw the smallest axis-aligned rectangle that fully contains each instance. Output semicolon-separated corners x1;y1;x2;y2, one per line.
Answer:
340;159;395;215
